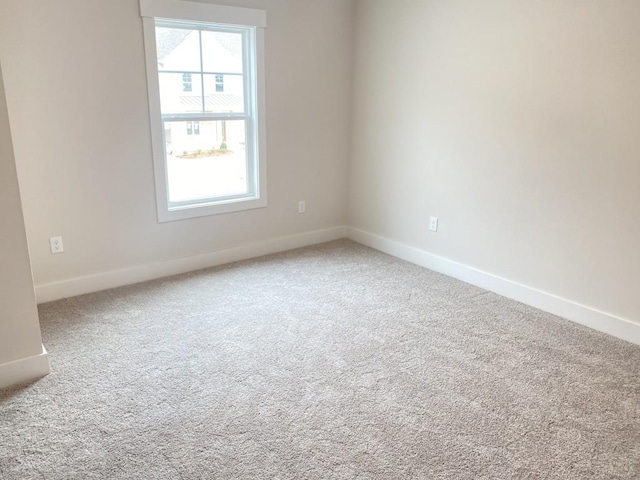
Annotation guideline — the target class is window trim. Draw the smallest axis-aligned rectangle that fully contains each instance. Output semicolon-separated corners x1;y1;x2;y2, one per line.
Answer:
140;0;267;222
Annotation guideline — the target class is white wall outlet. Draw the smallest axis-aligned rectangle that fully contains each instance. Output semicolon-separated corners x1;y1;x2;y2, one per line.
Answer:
50;236;64;254
298;200;306;214
429;217;439;232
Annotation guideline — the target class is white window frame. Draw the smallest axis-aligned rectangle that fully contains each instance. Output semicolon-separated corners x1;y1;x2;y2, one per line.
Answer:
140;0;267;222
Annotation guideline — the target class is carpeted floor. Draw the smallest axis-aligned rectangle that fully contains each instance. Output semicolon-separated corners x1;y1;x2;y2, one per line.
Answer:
1;240;639;479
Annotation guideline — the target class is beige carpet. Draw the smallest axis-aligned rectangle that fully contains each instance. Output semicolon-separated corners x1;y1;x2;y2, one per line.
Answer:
1;240;639;479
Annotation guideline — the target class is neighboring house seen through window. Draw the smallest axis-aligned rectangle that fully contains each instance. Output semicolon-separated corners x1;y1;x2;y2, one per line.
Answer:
140;0;267;222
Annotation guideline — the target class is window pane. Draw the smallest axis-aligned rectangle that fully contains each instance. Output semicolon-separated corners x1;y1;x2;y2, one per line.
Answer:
201;31;243;74
159;73;204;114
165;120;249;204
155;26;201;72
203;74;245;113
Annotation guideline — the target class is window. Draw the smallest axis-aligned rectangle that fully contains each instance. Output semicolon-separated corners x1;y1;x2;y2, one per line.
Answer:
141;0;267;222
215;73;224;92
186;121;200;136
182;73;192;92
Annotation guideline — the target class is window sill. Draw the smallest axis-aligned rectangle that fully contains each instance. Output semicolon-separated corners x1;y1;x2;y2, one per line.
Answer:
158;195;267;222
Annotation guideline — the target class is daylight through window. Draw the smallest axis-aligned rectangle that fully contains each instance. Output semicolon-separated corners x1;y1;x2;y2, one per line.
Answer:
141;0;267;222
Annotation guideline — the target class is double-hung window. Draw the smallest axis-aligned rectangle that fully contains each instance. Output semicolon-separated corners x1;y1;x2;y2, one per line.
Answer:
140;0;267;222
215;73;225;92
182;73;192;92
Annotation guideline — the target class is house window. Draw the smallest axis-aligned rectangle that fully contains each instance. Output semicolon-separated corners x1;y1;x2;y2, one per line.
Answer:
186;121;200;136
215;73;224;92
182;73;192;92
141;0;267;222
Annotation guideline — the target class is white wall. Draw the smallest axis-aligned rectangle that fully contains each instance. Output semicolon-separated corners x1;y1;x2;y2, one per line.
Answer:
0;62;44;367
0;0;353;290
350;0;640;326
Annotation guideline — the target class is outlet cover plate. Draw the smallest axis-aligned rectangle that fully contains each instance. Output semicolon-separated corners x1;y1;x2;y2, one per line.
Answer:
50;236;64;254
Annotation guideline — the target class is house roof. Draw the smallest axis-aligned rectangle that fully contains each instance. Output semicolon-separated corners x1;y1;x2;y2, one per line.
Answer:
156;28;191;66
157;28;243;73
180;94;243;112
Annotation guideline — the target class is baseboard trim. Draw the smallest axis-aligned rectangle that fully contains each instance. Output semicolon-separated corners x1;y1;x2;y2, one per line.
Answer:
36;226;348;304
0;345;50;390
348;227;640;346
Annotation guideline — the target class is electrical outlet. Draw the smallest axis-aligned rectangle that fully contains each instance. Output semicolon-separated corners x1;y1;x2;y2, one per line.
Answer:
50;236;64;254
298;200;306;214
429;217;439;232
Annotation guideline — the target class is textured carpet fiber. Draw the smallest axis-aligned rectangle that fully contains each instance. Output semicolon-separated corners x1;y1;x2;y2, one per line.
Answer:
1;240;639;479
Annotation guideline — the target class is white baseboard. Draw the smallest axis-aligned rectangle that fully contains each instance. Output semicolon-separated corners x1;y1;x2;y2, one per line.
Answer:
36;226;348;304
0;345;50;390
348;227;640;346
